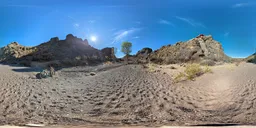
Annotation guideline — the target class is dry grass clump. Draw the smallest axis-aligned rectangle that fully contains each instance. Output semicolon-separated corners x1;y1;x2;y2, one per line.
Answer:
227;64;236;71
174;72;186;83
203;65;213;73
235;61;241;66
143;63;158;72
174;63;213;83
104;61;113;65
185;63;204;80
147;63;158;72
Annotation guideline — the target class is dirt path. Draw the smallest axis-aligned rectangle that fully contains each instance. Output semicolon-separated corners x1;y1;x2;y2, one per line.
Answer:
0;63;256;126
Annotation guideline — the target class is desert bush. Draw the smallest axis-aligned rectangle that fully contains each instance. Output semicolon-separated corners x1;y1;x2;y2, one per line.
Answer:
235;61;241;66
185;63;204;80
203;65;213;73
147;63;157;72
200;59;215;66
174;72;186;83
104;61;113;65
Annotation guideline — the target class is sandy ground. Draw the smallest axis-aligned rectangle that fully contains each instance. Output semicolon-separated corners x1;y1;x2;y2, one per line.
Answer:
0;62;256;127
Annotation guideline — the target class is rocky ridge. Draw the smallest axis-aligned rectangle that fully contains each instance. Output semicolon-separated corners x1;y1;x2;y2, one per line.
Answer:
139;35;231;65
0;34;116;67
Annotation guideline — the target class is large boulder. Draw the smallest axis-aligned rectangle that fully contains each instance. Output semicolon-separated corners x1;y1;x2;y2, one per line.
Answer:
150;35;230;64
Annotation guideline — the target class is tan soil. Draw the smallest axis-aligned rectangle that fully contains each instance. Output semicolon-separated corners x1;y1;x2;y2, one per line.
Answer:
0;63;256;127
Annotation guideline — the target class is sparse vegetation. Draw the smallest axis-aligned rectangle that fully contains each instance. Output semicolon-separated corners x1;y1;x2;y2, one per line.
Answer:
174;72;186;83
104;61;113;65
147;63;157;72
121;42;132;63
203;65;213;73
174;63;213;82
185;64;204;80
121;42;132;55
227;64;236;71
234;61;242;66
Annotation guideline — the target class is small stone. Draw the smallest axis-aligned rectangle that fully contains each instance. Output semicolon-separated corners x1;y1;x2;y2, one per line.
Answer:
90;72;96;76
170;66;176;69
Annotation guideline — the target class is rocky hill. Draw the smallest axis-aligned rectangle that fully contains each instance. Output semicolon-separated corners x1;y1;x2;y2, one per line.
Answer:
148;35;230;65
0;34;116;67
246;53;256;63
0;42;37;62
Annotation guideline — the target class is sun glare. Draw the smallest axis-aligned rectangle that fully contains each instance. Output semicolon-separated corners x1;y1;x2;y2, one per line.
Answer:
90;36;97;42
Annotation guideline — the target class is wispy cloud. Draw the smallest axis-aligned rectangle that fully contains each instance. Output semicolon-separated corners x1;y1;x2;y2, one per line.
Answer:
68;16;76;21
175;16;206;28
224;32;230;37
232;3;250;8
133;36;140;39
88;20;96;24
111;28;142;44
73;23;80;29
159;19;175;27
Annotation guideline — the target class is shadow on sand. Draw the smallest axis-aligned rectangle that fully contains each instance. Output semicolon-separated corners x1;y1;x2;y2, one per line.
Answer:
0;62;43;73
12;67;42;72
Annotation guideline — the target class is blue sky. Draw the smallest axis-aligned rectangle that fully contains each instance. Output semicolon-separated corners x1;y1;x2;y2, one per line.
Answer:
0;0;255;58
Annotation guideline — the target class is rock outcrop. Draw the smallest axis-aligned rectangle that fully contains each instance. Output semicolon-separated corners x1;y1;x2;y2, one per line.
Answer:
101;47;116;61
135;48;153;64
0;42;36;62
246;53;256;63
0;34;116;67
149;35;230;64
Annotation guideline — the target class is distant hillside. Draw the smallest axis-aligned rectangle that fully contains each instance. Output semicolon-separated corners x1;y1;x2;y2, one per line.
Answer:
0;34;116;67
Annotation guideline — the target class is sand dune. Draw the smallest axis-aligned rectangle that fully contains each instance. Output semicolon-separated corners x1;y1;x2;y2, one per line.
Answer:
0;63;256;127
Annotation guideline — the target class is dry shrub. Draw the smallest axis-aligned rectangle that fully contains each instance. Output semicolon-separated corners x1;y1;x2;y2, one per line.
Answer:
174;72;186;83
235;61;241;66
185;63;204;80
104;61;113;65
203;65;213;73
147;63;157;72
174;63;213;82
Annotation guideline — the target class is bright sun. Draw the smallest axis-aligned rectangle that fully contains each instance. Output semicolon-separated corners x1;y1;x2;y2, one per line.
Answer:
90;36;97;42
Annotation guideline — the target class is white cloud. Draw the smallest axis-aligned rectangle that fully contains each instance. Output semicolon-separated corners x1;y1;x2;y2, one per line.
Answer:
111;28;141;44
232;3;250;8
175;16;206;28
224;32;230;37
133;36;140;39
159;19;175;26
